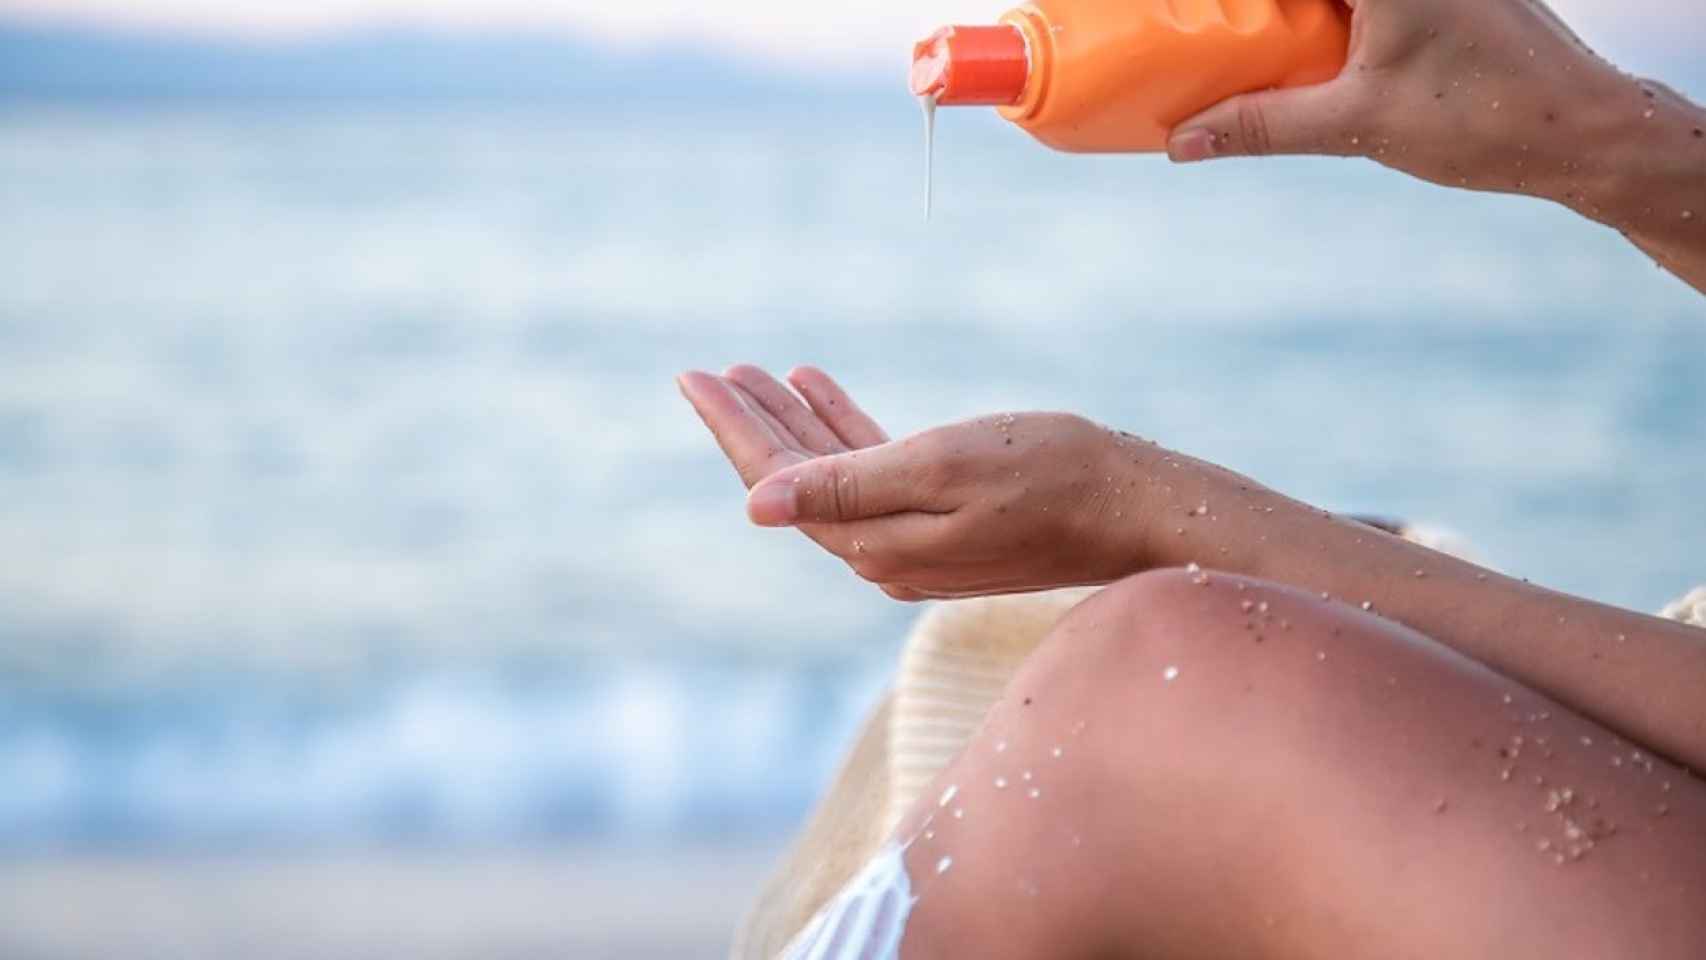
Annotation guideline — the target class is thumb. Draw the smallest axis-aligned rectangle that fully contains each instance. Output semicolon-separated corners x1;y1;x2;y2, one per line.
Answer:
1167;81;1358;162
746;444;924;527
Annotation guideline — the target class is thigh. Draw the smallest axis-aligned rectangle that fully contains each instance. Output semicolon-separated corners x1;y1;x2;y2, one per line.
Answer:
890;569;1706;959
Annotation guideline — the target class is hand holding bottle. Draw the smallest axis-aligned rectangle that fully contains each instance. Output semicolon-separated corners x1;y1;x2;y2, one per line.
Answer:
1166;0;1706;292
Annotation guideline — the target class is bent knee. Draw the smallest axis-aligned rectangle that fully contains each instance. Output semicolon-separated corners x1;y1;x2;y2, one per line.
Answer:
997;567;1446;790
1012;567;1301;709
897;570;1353;955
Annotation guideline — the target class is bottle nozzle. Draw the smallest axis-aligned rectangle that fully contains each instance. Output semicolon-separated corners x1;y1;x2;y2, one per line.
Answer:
909;25;1029;106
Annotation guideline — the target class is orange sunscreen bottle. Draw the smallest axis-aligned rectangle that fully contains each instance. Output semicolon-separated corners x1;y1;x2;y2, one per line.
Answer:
911;0;1350;153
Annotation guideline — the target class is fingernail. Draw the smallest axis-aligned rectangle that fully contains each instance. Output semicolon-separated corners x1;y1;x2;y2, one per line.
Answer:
1167;128;1216;163
676;370;710;395
748;480;798;527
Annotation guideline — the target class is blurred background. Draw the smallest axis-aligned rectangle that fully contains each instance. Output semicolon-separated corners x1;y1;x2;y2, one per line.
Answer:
0;1;1702;956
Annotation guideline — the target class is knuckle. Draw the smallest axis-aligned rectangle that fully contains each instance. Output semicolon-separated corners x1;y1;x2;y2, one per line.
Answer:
905;429;947;464
826;462;860;521
803;461;853;522
736;448;785;487
1237;98;1273;157
912;455;954;499
910;430;960;492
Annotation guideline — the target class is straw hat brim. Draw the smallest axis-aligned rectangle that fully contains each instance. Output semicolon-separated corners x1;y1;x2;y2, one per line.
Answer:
730;586;1094;960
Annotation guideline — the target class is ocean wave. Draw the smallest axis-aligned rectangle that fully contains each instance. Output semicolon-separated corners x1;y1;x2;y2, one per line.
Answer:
0;660;890;851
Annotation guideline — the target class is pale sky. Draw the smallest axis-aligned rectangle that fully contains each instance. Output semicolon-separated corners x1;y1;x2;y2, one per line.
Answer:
1;0;1699;72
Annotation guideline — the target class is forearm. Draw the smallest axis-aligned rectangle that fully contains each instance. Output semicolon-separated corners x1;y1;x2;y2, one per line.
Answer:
1534;69;1706;293
1125;453;1706;771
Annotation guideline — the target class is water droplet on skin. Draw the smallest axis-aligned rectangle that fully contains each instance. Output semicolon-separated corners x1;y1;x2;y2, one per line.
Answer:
953;808;964;819
924;829;935;840
1316;651;1327;662
1502;693;1513;704
994;777;1008;789
995;741;1007;754
1051;746;1064;759
1361;601;1373;611
937;855;954;875
1022;771;1033;782
939;785;959;807
1163;666;1180;682
1644;108;1656;119
1028;788;1041;799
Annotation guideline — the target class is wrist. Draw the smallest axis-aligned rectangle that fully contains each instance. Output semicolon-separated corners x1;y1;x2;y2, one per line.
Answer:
1539;69;1706;240
1080;428;1179;579
1122;446;1276;575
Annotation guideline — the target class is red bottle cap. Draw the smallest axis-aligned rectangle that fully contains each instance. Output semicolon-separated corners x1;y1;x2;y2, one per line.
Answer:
910;25;1029;106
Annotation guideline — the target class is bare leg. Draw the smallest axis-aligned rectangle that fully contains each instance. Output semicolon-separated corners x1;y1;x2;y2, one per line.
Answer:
890;570;1706;959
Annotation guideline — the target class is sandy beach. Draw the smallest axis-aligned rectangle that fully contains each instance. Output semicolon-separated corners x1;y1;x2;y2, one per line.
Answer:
0;845;778;960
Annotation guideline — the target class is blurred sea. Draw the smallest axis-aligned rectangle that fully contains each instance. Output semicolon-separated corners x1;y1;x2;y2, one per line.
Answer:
0;94;1703;866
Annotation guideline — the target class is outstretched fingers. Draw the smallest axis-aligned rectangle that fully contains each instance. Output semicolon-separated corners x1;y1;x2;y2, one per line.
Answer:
724;364;849;455
677;371;811;487
788;366;890;449
684;365;954;602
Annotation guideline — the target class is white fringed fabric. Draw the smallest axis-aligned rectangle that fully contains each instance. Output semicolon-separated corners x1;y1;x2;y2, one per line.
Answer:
1660;586;1706;628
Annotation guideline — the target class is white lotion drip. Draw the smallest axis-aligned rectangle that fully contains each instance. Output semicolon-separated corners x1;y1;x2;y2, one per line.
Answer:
781;841;919;960
920;93;938;221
